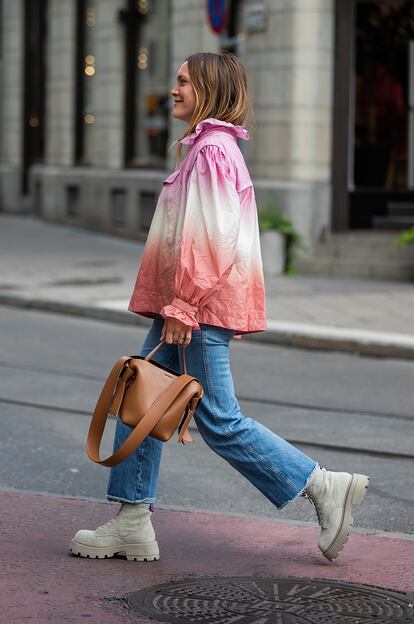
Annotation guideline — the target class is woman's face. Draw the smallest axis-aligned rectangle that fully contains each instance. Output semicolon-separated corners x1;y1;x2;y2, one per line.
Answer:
170;62;196;124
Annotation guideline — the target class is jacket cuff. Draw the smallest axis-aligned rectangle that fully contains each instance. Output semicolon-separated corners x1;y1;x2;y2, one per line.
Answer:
160;298;199;328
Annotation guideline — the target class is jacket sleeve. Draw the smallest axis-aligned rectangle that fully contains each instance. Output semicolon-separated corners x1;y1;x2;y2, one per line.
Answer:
160;145;241;328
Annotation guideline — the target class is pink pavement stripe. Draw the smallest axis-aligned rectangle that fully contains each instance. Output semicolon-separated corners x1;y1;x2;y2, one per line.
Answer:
0;491;413;623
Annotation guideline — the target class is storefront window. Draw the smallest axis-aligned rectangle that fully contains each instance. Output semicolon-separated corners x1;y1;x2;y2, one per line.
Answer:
124;0;170;168
23;0;47;192
354;1;414;189
75;0;96;165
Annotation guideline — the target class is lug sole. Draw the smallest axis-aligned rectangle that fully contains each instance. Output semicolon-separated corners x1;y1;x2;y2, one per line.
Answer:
323;473;369;562
70;539;160;561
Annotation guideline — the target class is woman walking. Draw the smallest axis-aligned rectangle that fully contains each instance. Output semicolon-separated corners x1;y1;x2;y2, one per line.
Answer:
71;52;369;563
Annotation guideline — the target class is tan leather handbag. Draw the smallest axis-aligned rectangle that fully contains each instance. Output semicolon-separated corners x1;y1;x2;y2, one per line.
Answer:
86;342;203;467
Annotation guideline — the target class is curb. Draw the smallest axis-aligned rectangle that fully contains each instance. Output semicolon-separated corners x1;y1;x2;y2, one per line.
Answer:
1;293;414;360
254;319;414;360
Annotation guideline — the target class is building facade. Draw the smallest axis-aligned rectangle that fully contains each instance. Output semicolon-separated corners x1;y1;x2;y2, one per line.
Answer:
1;0;414;278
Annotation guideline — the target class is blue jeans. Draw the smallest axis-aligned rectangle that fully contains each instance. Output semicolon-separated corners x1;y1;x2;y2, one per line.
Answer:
107;318;317;509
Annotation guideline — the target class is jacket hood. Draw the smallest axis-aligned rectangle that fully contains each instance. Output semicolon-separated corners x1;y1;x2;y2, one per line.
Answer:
179;118;249;145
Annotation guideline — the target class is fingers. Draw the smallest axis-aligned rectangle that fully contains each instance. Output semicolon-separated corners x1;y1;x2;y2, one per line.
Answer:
182;328;192;347
161;317;192;346
160;320;180;344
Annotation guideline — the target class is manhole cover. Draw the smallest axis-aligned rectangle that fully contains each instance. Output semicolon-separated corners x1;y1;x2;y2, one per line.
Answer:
127;576;414;623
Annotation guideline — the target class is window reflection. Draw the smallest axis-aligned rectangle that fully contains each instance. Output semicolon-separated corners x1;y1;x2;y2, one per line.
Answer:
354;1;414;189
129;0;170;167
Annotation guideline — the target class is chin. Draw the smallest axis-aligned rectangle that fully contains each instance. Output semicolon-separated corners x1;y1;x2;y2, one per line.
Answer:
172;113;189;123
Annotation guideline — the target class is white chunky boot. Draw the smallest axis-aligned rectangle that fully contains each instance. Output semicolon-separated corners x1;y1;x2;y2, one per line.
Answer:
306;467;369;561
70;503;159;561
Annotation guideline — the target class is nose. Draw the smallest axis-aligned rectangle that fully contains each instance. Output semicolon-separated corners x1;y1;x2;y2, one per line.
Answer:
170;84;178;96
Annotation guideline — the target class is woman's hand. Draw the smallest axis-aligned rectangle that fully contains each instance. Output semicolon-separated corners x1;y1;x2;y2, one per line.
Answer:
161;317;193;347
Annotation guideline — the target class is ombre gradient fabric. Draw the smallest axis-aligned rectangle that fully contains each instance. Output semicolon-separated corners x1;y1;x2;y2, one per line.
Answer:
128;118;267;336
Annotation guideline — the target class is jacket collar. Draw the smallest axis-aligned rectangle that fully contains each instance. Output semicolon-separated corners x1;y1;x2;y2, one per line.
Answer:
179;118;249;145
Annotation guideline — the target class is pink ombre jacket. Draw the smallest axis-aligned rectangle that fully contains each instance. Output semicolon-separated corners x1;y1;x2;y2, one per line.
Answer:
128;118;267;335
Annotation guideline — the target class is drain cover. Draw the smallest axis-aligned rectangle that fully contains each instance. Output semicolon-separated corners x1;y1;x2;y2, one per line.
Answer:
127;576;414;623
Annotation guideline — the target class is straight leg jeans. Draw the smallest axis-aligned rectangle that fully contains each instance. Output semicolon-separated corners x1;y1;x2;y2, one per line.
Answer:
107;317;317;509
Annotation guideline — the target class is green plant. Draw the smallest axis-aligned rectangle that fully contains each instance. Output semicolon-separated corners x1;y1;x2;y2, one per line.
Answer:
396;226;414;248
258;205;303;274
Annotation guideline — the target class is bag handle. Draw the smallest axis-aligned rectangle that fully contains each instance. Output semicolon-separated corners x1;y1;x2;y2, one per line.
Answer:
145;341;188;374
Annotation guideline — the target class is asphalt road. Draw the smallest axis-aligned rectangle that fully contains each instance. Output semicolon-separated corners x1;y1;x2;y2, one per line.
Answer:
0;305;413;534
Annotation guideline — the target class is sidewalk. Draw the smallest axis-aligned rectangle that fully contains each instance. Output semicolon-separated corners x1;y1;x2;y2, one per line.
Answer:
1;215;414;358
1;490;413;623
1;216;414;621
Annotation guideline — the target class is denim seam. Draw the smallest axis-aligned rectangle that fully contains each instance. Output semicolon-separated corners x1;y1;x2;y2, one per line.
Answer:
133;442;145;500
200;326;299;504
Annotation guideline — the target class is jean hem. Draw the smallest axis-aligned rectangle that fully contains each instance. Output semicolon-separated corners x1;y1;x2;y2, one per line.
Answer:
277;462;319;510
106;495;156;504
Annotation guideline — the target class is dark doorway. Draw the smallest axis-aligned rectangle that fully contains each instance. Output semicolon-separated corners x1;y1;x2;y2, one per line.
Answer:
332;0;414;230
23;0;47;193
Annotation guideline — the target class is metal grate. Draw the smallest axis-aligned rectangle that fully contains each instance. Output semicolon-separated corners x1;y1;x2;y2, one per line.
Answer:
126;576;414;623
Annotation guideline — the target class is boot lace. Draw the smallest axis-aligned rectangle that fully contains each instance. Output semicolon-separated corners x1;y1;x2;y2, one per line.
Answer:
304;492;325;528
96;508;123;532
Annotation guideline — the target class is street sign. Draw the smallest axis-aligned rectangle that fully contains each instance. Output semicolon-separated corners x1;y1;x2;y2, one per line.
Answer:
207;0;229;34
245;3;268;33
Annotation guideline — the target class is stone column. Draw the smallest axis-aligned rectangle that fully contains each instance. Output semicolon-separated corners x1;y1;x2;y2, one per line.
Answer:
245;0;334;244
0;0;24;212
46;0;76;166
93;0;125;169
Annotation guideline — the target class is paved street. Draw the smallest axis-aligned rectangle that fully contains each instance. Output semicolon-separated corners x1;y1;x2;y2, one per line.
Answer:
1;305;413;533
1;216;414;622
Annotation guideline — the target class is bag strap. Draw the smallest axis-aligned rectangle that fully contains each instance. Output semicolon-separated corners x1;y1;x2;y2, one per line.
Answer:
145;341;187;374
86;355;200;467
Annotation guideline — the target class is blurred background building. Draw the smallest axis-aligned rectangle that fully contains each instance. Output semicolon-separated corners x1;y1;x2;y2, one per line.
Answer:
1;0;414;279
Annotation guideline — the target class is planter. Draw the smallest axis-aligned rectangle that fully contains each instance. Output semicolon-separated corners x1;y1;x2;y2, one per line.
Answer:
260;230;285;276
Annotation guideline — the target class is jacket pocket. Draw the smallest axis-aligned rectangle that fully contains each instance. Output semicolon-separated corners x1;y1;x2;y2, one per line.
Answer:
162;169;181;207
163;169;181;186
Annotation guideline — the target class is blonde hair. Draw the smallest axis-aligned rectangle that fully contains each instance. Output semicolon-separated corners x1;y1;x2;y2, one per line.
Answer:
177;52;253;162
